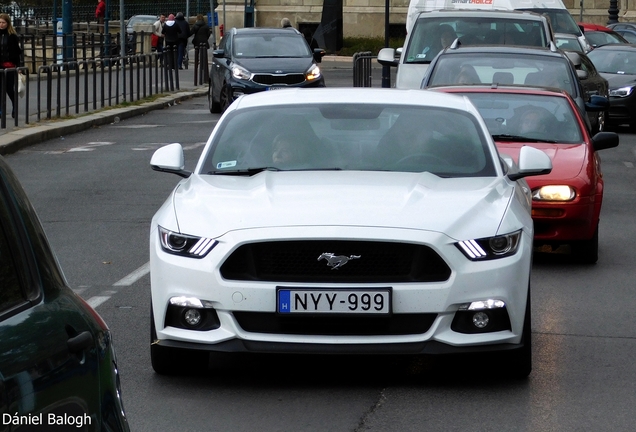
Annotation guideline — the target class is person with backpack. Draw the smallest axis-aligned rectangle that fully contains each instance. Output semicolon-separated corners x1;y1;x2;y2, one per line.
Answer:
161;14;181;69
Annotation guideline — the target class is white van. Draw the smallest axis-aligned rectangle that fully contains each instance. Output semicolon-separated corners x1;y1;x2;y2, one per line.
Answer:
378;9;554;88
406;0;589;50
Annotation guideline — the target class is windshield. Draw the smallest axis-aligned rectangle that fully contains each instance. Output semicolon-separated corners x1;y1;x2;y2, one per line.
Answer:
233;34;312;58
127;16;156;29
588;49;636;74
426;53;577;95
584;31;626;47
520;9;582;36
459;92;583;143
200;104;496;178
405;17;547;64
555;35;583;52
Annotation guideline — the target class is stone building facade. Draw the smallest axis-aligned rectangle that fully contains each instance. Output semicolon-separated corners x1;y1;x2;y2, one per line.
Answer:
215;0;628;38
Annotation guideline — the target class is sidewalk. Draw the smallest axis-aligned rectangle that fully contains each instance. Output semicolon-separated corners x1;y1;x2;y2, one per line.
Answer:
0;56;354;155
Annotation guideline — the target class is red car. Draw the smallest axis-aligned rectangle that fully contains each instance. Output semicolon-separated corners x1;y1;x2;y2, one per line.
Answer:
435;86;619;263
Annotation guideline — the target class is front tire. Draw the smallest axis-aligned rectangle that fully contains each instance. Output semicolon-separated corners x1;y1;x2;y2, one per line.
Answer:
208;82;221;113
150;306;209;375
219;82;233;113
500;289;532;379
572;224;599;264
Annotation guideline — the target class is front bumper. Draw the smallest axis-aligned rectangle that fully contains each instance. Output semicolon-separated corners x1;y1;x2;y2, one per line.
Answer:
150;225;532;355
531;194;599;241
607;94;636;126
229;76;326;100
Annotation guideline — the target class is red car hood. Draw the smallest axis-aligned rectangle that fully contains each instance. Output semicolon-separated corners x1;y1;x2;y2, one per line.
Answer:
496;142;586;182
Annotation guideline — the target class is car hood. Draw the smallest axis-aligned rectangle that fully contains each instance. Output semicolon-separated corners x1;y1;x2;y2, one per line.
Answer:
234;57;315;74
167;171;517;240
599;72;636;88
496;142;586;182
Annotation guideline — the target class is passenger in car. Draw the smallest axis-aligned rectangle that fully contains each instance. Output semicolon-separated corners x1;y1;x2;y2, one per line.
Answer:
455;64;481;84
511;105;554;137
271;132;312;166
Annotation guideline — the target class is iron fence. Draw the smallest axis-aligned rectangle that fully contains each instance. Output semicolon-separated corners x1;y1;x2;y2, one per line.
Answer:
5;2;214;33
18;30;171;74
0;45;200;129
352;51;374;87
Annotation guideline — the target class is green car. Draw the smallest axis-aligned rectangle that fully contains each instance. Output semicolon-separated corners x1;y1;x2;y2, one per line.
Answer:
0;155;129;431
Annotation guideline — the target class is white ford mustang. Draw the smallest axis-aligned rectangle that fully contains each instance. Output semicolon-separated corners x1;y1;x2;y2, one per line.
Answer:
149;88;552;378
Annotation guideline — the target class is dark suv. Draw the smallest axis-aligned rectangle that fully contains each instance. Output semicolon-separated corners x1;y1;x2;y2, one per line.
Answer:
420;44;609;133
208;27;326;113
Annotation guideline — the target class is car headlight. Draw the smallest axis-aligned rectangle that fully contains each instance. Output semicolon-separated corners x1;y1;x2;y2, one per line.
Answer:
532;185;576;201
306;64;322;81
231;65;252;81
158;226;217;258
609;86;634;97
456;230;522;260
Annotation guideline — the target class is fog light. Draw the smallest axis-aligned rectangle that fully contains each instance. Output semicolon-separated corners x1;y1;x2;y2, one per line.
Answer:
472;311;489;329
184;309;202;326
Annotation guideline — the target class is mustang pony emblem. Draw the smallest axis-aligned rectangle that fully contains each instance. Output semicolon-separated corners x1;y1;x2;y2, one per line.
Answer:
317;252;361;270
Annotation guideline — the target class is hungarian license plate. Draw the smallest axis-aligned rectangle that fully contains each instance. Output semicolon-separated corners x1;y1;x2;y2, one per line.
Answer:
277;288;391;315
266;86;284;91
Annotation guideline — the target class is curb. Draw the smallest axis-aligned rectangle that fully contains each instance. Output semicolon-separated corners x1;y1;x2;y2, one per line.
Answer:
0;87;208;155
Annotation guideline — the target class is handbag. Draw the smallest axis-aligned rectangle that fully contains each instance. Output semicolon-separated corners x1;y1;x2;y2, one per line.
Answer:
17;72;26;98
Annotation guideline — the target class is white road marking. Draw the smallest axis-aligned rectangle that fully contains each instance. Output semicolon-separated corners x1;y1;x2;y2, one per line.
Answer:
86;262;150;308
113;262;150;286
87;296;111;308
66;142;115;152
113;124;165;128
624;161;634;168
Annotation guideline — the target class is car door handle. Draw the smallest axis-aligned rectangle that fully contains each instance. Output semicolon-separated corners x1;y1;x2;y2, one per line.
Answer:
67;331;94;353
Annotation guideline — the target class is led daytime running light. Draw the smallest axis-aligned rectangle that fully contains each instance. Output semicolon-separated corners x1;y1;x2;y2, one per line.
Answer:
458;239;487;259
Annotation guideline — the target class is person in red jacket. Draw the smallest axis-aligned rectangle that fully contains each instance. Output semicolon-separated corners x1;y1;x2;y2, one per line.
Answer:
95;0;106;33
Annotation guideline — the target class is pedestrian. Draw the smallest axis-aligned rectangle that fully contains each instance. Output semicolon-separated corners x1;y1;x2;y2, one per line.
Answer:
191;14;210;49
174;12;190;69
0;13;21;118
95;0;106;33
153;14;166;55
281;17;292;28
162;14;181;69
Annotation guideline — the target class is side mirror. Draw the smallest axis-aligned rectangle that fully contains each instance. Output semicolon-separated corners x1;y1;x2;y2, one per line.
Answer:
585;95;609;112
565;50;582;67
150;143;191;178
212;49;225;58
508;146;552;181
377;47;399;67
313;48;326;63
591;131;619;151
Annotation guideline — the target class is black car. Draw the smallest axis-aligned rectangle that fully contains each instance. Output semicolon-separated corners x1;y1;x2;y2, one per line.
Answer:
0;155;130;430
587;44;636;129
208;27;326;113
420;44;609;133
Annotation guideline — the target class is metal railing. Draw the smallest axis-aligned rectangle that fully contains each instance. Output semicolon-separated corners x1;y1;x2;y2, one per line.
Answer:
0;46;198;129
19;32;157;74
352;51;374;87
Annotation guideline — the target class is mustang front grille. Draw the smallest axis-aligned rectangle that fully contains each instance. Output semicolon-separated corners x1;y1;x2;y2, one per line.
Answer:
252;73;306;85
220;240;451;283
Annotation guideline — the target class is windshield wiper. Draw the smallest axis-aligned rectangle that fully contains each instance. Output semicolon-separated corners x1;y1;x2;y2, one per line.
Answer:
208;167;281;176
492;134;559;144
